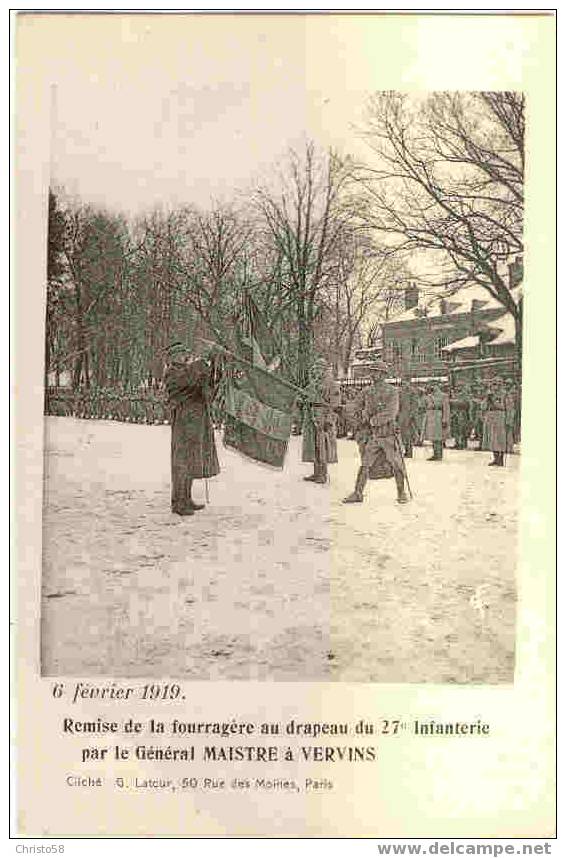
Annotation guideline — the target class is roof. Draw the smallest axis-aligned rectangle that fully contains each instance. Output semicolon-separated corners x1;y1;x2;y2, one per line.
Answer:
442;335;480;352
385;285;521;325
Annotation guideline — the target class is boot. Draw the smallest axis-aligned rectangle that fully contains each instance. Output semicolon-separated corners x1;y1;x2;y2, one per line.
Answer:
342;491;363;503
428;441;443;460
188;500;206;510
342;467;366;503
172;506;195;516
303;461;328;484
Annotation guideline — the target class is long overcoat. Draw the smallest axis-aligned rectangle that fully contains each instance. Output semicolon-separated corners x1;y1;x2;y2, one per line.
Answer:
482;391;515;453
450;396;471;439
353;381;403;477
165;358;220;480
302;377;341;464
422;390;451;441
398;385;419;444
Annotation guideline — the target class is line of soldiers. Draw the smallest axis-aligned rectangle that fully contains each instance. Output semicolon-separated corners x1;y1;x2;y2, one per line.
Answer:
447;378;519;464
45;387;169;424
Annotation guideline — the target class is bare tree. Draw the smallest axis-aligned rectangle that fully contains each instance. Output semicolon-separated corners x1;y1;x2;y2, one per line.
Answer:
174;204;255;349
128;208;193;386
45;189;68;387
357;91;524;356
255;142;353;385
317;227;409;375
57;202;130;389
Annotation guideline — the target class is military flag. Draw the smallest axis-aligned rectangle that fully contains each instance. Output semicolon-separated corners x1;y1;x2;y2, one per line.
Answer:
238;292;283;373
216;296;298;467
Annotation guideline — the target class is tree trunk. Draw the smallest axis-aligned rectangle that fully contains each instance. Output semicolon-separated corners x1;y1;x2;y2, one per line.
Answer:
84;349;90;389
297;307;309;387
514;298;523;378
44;320;51;390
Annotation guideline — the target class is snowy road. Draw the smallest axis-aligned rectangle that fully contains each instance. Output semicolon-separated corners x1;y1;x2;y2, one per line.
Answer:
41;417;517;683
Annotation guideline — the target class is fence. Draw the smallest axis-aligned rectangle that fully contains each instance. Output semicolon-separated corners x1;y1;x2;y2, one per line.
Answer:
44;387;170;424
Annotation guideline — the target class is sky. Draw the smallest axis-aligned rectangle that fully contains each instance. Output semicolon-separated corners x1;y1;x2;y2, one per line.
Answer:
45;15;371;214
16;12;538;216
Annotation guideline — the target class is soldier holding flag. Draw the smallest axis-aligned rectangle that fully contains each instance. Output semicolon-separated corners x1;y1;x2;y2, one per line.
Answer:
164;342;222;516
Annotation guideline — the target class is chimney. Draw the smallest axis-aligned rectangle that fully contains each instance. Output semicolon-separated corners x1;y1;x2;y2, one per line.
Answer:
470;299;482;334
404;283;419;310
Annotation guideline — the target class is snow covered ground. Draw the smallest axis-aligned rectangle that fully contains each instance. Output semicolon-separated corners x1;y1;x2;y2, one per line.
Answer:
41;417;518;683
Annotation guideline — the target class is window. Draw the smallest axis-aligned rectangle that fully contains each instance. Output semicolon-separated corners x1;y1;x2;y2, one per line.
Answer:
411;337;426;363
434;336;448;359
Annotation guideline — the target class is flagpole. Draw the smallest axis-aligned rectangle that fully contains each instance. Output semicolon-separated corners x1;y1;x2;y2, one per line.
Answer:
199;338;307;398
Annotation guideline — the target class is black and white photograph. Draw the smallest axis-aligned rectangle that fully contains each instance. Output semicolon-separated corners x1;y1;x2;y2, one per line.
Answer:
38;19;524;685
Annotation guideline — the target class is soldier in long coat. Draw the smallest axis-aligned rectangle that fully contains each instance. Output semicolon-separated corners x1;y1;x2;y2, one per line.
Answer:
398;378;419;458
422;384;451;460
482;379;515;466
164;342;221;515
450;384;472;450
302;360;341;484
469;384;485;449
342;359;408;505
414;386;427;446
504;379;519;446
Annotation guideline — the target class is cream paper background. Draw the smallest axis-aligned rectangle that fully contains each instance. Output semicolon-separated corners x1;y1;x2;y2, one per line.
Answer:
14;12;555;838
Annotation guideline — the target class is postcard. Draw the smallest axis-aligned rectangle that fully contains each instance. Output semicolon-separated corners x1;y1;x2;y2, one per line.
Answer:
13;11;556;838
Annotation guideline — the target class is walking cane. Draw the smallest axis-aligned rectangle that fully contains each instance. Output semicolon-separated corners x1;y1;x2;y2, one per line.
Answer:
395;433;414;500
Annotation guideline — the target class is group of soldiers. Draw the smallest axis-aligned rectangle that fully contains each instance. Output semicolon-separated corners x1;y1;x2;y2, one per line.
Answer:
395;376;519;463
47;345;519;515
396;375;519;465
45;386;169;424
301;355;520;506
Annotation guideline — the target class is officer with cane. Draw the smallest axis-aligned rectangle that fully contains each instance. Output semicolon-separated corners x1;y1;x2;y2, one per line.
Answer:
342;357;410;505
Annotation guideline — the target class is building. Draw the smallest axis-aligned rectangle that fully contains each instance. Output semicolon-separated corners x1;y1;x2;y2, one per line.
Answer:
349;345;383;380
442;311;516;363
442;311;519;388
